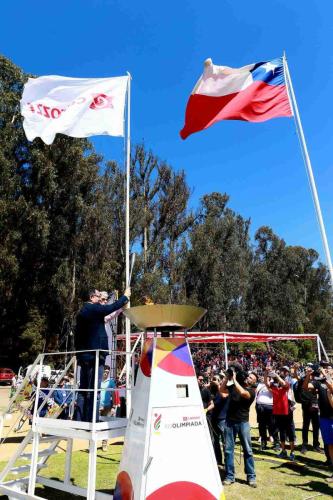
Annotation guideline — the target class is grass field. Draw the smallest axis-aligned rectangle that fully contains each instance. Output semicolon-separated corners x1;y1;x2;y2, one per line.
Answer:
0;443;123;499
0;431;332;499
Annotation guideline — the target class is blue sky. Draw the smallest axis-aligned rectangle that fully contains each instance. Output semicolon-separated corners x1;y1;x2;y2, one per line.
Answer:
1;0;333;264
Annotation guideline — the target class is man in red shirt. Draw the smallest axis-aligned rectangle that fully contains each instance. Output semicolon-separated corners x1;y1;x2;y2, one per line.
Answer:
264;369;296;461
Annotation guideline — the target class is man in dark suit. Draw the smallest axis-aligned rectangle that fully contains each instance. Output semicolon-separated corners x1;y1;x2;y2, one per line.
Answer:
74;287;130;422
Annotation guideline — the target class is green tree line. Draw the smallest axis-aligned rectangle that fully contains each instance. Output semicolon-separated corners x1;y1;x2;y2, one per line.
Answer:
1;55;332;367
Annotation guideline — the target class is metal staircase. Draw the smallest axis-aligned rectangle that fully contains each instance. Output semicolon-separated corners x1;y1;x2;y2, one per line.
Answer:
0;417;127;499
0;349;130;499
0;430;60;498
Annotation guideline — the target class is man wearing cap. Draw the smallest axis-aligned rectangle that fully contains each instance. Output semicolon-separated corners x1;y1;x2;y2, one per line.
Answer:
74;287;130;422
281;366;296;387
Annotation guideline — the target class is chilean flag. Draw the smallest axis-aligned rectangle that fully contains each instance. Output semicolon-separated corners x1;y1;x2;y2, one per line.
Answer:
180;57;293;140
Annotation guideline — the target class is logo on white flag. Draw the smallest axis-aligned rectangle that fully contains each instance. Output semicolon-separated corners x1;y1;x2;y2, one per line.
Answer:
89;93;114;110
26;92;115;120
20;75;128;145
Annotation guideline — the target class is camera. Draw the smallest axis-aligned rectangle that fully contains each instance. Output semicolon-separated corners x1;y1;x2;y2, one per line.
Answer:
236;370;248;385
312;363;321;380
227;363;248;386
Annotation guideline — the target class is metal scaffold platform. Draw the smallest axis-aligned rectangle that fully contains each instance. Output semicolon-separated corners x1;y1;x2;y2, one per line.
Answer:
0;350;130;500
0;418;127;499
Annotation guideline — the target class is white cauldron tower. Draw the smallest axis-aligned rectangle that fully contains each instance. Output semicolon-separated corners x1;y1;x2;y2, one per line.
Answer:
114;304;225;500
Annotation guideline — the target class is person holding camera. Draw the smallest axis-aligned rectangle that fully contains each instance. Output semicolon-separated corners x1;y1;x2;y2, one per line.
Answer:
221;366;258;488
210;379;229;466
264;369;296;461
198;375;213;411
303;364;333;482
294;364;322;454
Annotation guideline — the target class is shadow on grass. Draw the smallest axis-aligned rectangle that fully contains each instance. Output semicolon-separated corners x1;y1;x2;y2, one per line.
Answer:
35;485;73;499
296;454;329;469
284;479;333;497
80;447;122;462
271;461;327;476
0;435;24;444
99;488;115;495
0;486;75;500
96;453;120;462
252;444;328;470
34;479;115;499
234;478;249;485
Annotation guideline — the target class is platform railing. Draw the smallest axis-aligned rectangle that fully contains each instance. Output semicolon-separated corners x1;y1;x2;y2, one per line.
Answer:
0;347;138;443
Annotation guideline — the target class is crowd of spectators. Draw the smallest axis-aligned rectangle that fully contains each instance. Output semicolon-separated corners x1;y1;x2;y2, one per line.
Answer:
193;346;285;377
193;345;333;488
9;340;333;487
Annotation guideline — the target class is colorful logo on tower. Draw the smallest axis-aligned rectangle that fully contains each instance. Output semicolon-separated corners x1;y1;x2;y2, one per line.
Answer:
153;413;162;434
154;339;195;376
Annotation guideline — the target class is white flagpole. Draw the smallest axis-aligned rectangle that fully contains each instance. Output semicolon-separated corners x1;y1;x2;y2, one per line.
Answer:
125;72;132;416
283;54;333;287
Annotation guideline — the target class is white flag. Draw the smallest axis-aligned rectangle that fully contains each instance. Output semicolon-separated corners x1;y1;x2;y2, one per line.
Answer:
20;75;129;145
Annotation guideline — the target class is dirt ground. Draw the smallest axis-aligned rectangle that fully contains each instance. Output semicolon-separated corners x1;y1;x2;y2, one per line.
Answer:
0;387;9;413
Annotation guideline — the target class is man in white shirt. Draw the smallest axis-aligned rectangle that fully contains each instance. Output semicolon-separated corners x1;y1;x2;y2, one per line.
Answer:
256;378;279;450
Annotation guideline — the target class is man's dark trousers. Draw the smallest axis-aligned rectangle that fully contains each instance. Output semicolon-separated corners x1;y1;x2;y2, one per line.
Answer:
75;355;105;422
302;406;320;448
256;403;279;446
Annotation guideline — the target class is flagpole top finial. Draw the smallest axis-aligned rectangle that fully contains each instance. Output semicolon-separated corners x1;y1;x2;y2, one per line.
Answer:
204;58;213;68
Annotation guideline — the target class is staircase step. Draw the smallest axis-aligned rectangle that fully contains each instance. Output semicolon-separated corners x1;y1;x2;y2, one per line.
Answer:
10;464;47;475
20;449;58;460
39;435;62;443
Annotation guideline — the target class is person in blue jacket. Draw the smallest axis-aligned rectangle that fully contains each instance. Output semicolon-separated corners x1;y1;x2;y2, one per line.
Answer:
53;376;73;419
35;376;53;418
74;287;130;422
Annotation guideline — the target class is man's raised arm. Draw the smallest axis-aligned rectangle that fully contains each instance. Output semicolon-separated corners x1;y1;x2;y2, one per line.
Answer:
232;372;251;399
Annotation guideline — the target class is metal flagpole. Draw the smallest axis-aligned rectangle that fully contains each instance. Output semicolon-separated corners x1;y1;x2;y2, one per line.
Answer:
125;72;132;416
283;54;333;287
